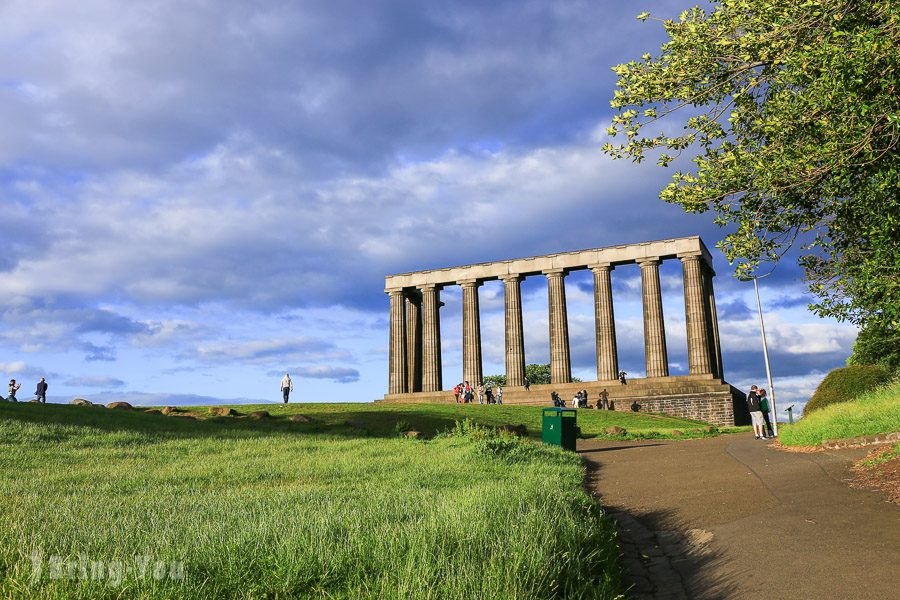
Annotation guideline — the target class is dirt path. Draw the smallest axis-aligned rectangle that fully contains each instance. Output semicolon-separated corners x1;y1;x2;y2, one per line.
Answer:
580;434;900;600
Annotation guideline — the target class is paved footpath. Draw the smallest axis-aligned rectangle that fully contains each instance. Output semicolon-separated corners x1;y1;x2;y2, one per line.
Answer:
580;434;899;600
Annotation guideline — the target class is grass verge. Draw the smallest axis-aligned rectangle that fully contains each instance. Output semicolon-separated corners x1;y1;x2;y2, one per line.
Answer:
0;403;623;598
779;379;900;447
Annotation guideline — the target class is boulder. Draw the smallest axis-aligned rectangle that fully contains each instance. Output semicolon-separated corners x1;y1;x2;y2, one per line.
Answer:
496;424;527;437
106;402;133;410
288;414;310;423
28;398;41;403
209;407;236;417
671;430;684;437
70;398;93;407
403;430;422;439
605;426;627;436
247;410;270;420
161;406;179;415
703;425;718;434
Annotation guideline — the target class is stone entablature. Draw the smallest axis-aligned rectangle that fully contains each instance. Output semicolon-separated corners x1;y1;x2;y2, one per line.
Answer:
385;236;713;289
384;236;726;422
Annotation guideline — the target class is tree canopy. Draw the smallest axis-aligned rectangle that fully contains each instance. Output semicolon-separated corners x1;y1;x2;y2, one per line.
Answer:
604;0;899;327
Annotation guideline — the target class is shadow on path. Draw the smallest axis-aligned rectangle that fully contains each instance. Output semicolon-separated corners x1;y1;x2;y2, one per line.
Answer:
581;435;900;600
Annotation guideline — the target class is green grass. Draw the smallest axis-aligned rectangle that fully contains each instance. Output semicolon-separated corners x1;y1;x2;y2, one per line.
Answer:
779;379;900;447
198;401;719;440
0;402;627;598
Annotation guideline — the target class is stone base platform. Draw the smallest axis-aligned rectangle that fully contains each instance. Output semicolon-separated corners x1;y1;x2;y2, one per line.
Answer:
379;375;750;427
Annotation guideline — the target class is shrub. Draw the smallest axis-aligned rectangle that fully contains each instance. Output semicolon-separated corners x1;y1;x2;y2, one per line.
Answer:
804;365;892;413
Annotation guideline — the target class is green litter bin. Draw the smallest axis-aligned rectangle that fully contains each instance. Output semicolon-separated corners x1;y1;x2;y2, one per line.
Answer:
542;408;577;451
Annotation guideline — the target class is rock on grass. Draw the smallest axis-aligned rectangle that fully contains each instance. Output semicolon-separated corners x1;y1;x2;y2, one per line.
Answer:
106;402;133;410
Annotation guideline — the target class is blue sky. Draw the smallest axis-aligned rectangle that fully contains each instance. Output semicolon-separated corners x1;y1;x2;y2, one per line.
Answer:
0;0;856;416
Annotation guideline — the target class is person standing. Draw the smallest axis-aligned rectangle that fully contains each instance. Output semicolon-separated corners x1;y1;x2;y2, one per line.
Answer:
598;389;609;410
35;378;48;403
485;382;493;404
759;388;775;438
746;385;766;439
7;379;21;402
497;385;503;405
477;383;484;405
619;370;627;385
280;373;293;404
524;377;530;391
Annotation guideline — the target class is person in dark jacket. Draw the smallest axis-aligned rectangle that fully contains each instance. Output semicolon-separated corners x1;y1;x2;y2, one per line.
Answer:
35;378;48;403
746;385;767;439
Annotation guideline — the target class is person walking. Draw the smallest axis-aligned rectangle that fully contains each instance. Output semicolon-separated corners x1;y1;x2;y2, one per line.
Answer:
7;379;21;402
746;385;767;439
34;378;48;403
759;388;775;438
619;370;627;385
280;373;293;404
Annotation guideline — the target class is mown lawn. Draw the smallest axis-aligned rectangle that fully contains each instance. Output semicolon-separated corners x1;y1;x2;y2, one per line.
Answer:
205;401;719;440
779;378;900;447
0;402;626;599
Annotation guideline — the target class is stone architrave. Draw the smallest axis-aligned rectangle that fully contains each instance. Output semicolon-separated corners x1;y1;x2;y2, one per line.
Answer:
545;269;572;384
420;285;443;392
680;254;712;375
406;291;423;392
638;258;669;378
703;264;724;379
501;275;526;387
388;290;408;394
460;280;483;386
591;264;618;381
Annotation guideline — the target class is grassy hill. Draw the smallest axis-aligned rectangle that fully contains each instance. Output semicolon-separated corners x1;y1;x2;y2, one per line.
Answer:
779;378;900;447
0;401;712;598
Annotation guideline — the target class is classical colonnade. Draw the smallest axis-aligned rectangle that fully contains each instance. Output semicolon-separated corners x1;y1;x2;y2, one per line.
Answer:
385;236;723;395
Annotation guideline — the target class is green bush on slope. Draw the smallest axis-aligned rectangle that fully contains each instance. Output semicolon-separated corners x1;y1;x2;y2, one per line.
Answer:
804;365;892;413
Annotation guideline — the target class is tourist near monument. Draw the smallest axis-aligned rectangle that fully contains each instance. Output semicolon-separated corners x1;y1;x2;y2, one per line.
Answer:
381;235;749;426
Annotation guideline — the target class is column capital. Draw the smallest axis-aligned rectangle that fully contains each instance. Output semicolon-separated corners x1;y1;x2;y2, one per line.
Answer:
589;262;614;273
500;273;524;283
458;279;483;288
386;288;405;296
417;283;445;292
635;256;662;267
677;252;703;262
543;268;567;278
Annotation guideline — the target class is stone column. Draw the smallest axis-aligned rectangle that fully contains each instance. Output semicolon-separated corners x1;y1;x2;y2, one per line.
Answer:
460;280;483;386
680;254;712;375
545;269;572;384
388;289;408;394
638;258;669;378
703;264;724;379
591;263;618;381
501;275;526;387
420;285;443;392
406;291;423;392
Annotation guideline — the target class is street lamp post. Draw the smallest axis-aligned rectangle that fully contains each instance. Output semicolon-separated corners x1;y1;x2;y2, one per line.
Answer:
751;276;778;437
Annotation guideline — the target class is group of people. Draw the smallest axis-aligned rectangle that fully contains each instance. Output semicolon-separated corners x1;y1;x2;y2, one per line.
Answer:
550;388;614;410
453;381;503;404
0;378;48;403
746;384;775;439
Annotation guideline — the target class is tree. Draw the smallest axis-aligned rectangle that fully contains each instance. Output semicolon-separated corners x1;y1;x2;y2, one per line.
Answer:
604;1;900;327
483;364;581;386
847;320;900;373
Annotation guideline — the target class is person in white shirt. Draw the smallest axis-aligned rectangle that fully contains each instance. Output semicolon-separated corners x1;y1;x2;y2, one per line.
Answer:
280;373;293;404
